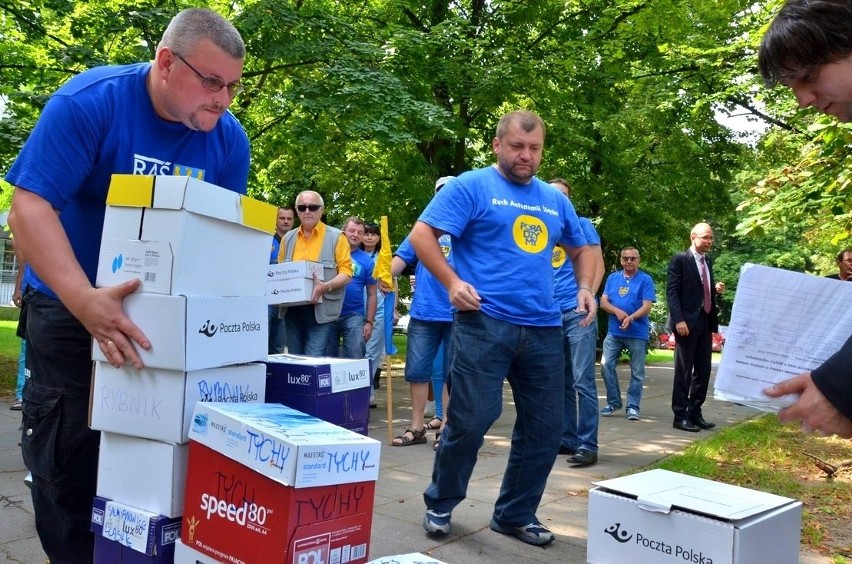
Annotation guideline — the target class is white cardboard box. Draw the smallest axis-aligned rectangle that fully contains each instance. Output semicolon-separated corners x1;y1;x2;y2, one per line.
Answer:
267;261;325;304
268;260;324;281
189;402;381;488
267;276;318;306
367;555;449;564
89;362;266;444
96;174;276;297
587;469;802;564
97;432;189;518
91;293;267;371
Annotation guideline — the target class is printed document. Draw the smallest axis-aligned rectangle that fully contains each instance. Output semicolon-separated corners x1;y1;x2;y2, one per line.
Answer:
713;263;852;412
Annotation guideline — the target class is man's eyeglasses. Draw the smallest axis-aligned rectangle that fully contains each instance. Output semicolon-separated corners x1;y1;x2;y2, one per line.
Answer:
297;204;322;212
173;52;244;96
621;256;638;262
698;235;714;241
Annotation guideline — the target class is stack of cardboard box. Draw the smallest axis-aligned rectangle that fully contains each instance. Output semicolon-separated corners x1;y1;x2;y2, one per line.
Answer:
87;175;276;563
176;402;381;563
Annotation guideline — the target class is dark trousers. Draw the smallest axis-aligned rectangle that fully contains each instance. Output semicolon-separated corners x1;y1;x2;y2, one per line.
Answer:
21;291;99;564
671;312;713;421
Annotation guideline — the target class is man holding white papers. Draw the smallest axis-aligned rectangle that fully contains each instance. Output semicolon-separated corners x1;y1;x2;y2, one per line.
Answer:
758;0;852;438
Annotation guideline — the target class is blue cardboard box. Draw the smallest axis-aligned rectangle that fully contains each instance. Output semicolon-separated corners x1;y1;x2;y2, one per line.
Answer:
266;354;370;425
91;496;181;563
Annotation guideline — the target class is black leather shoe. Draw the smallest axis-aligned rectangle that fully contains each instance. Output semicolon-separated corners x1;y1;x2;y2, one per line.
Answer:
558;445;578;456
691;416;716;430
567;449;597;467
673;419;700;432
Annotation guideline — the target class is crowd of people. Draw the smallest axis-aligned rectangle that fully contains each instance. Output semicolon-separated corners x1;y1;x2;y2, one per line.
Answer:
3;0;851;560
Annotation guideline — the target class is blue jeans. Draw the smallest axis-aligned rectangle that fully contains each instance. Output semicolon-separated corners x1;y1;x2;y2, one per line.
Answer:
268;305;287;354
284;304;335;356
405;318;452;383
432;342;446;419
365;310;385;377
601;334;648;411
15;339;26;400
561;311;599;453
21;291;99;564
424;311;563;527
327;313;366;359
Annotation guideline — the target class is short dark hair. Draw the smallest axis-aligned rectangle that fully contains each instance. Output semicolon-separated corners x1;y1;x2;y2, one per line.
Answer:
837;248;852;262
363;222;380;235
495;110;546;140
548;177;572;198
759;0;852;86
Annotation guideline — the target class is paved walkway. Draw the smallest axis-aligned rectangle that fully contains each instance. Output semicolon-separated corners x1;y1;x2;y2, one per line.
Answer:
0;363;829;563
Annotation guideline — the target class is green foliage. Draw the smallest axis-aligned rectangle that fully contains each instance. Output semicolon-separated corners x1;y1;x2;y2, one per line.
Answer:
0;0;845;290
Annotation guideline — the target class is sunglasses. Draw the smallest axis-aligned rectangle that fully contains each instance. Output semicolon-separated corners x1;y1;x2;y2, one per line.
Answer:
297;204;322;212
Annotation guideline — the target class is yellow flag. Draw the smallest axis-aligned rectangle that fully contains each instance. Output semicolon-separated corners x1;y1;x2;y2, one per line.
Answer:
372;216;393;287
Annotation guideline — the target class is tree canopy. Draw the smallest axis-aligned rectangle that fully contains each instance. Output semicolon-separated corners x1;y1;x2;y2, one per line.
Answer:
1;0;849;314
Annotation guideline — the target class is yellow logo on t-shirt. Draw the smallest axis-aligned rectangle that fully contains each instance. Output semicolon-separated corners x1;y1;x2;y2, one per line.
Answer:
552;246;566;268
513;214;548;254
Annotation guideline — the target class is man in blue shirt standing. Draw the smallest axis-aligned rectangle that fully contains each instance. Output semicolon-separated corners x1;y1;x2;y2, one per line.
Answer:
599;247;657;421
550;178;604;468
411;110;598;547
328;217;377;359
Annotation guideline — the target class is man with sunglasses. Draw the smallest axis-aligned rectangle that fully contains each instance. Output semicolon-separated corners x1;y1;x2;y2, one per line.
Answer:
667;223;719;432
599;247;656;421
5;9;248;562
278;191;353;356
757;0;852;439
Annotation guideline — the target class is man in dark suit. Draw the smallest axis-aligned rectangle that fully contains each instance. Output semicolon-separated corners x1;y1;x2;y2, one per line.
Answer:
666;222;718;432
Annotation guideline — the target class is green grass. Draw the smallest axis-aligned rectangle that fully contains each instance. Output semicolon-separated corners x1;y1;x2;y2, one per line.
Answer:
650;414;852;558
0;320;21;395
391;334;407;359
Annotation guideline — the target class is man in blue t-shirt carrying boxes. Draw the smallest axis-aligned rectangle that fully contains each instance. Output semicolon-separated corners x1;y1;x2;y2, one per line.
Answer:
5;9;249;562
410;110;598;547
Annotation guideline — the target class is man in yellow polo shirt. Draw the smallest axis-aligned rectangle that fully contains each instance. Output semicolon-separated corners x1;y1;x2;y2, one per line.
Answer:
278;190;353;355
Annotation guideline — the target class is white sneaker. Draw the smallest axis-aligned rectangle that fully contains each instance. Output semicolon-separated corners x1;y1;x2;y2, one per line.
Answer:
24;472;33;489
423;400;436;418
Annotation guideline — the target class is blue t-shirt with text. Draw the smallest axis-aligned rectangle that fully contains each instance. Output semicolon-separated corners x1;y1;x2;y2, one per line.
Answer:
554;216;601;312
5;63;250;299
418;166;587;326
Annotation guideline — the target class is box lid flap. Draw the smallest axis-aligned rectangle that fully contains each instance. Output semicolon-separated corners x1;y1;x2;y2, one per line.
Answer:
594;469;796;520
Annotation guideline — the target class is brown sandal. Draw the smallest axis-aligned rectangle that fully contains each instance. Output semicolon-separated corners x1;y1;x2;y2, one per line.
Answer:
424;417;442;431
392;427;427;447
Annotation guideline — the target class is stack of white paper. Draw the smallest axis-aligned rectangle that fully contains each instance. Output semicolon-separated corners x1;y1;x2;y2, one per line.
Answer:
714;263;852;412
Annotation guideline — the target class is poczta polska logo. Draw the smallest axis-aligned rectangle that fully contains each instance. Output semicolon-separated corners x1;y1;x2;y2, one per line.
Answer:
198;319;262;338
604;522;715;563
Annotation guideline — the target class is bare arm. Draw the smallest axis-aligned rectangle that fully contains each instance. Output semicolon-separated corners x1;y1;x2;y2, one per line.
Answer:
409;221;480;311
590;244;605;293
363;283;377;340
8;188;150;368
